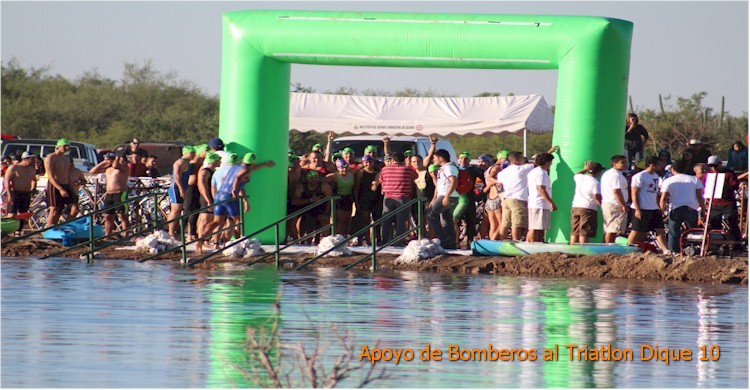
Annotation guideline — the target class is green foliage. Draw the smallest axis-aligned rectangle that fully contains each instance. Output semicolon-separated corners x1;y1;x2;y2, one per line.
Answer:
448;132;553;157
2;58;219;148
637;92;748;160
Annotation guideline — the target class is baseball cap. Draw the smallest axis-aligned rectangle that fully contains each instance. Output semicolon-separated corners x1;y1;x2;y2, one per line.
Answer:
21;151;34;159
428;164;440;173
227;153;240;165
459;151;472;159
209;137;224;149
478;154;492;164
312;143;323;152
364;145;378;153
361;155;374;162
56;138;70;147
131;137;141;144
497;150;508;160
242;152;257;165
707;155;722;166
182;145;196;155
384;154;392;161
205;151;221;163
336;159;349;168
342;147;355;154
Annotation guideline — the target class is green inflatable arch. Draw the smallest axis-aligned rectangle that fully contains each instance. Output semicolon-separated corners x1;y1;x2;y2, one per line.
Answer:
219;10;633;243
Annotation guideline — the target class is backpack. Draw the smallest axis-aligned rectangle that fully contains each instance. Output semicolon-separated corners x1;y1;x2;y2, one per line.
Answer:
456;167;474;195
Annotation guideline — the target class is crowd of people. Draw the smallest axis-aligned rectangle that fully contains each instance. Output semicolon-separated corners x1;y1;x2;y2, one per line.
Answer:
2;115;748;255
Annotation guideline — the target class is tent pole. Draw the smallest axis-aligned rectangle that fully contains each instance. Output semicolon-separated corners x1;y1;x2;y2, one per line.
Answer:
524;128;528;158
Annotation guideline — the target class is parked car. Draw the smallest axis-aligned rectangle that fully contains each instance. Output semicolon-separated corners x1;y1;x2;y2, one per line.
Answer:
329;135;458;163
0;138;99;171
112;142;186;176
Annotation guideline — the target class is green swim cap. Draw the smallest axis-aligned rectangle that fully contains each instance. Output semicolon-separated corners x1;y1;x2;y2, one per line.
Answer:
342;147;355;154
243;152;257;165
332;152;342;161
306;170;319;179
182;145;195;155
404;150;414;157
497;150;508;159
364;145;378;153
312;143;323;152
459;151;472;159
194;144;208;155
288;153;299;162
205;151;220;163
56;138;70;147
428;164;440;173
227;153;240;165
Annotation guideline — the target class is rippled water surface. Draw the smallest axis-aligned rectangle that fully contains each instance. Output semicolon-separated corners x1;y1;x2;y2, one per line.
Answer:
2;257;747;388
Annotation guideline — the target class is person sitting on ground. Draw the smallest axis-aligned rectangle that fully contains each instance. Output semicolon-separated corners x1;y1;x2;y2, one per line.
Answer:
292;170;333;245
627;156;668;252
526;150;558;243
373;152;417;246
326;159;356;236
600;155;630;244
167;146;196;240
44;138;74;227
127;152;148;177
195;151;221;255
90;152;130;238
145;156;161;178
727;141;748;173
4;152;37;235
659;159;705;255
703;156;742;246
426;149;460;249
570;161;603;244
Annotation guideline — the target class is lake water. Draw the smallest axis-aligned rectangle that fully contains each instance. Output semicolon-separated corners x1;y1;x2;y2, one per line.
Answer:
1;257;747;388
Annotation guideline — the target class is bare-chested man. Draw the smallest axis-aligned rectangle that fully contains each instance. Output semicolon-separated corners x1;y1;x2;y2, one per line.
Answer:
195;151;221;255
67;157;88;219
90;153;130;237
44;138;73;227
4;152;37;234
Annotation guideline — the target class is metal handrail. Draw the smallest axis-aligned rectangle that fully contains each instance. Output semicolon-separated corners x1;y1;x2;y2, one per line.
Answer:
185;195;341;267
295;197;426;271
4;191;161;245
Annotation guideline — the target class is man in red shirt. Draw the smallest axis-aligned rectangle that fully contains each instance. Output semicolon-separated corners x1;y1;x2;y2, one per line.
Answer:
128;152;148;177
374;152;417;246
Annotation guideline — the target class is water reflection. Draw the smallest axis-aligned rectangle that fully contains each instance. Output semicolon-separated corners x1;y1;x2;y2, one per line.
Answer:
1;258;747;388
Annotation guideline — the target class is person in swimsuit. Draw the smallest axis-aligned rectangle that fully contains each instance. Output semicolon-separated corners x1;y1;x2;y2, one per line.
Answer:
226;152;275;239
90;153;130;237
167;146;196;240
304;150;334;176
286;154;305;242
195;151;221;254
45;138;74;227
292;170;333;244
352;155;382;245
325;159;355;236
4;152;37;234
184;144;207;241
484;153;504;240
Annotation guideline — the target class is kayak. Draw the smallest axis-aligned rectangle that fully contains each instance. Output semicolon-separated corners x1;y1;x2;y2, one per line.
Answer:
1;218;20;234
471;239;642;257
42;217;105;246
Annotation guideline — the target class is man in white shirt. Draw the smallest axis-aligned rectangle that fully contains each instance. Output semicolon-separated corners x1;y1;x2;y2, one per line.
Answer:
600;155;629;243
426;149;459;249
659;159;705;254
570;161;603;244
628;156;668;251
526;151;558;242
493;151;534;241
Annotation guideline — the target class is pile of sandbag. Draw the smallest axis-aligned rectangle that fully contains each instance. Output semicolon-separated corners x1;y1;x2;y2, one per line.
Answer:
395;239;446;265
316;235;352;257
222;238;265;258
135;231;179;254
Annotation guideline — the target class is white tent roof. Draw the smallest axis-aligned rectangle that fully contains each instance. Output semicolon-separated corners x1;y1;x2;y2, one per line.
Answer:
289;92;554;136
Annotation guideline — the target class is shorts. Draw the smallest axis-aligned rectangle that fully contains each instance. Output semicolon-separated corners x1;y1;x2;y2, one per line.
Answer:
213;193;240;218
528;208;551;230
7;191;31;214
630;208;663;233
168;184;183;204
485;195;502;211
571;207;598;237
602;202;627;234
46;183;72;209
199;195;213;214
336;194;354;213
453;193;470;219
183;185;200;213
501;198;528;229
103;192;126;215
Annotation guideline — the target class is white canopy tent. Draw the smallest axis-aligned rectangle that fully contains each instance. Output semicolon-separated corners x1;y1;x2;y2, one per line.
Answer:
289;92;554;156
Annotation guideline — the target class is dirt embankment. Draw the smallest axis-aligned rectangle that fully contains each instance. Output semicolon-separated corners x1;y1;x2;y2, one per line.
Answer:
2;239;747;285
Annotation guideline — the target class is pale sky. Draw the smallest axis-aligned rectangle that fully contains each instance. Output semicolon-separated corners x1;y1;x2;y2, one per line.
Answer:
2;1;748;115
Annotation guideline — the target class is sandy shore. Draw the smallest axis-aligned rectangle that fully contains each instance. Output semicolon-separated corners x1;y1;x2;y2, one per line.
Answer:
2;238;747;284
